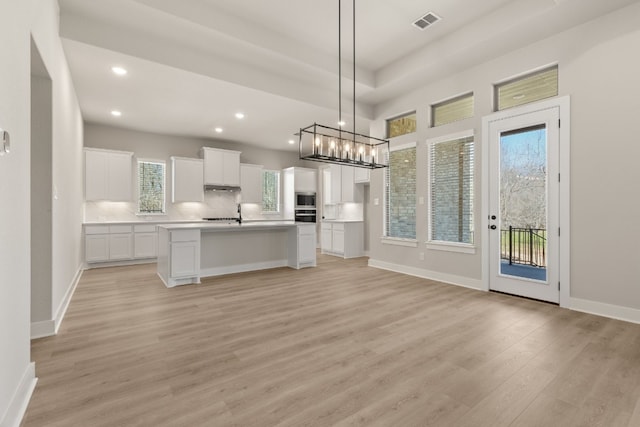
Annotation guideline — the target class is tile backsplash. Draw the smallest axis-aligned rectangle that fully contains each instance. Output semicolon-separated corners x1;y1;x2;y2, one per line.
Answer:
84;191;243;222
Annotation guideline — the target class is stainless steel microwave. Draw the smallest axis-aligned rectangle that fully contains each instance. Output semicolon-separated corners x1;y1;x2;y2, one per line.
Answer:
295;192;316;208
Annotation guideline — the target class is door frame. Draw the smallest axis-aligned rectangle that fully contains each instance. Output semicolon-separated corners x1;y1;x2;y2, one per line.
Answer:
481;96;571;307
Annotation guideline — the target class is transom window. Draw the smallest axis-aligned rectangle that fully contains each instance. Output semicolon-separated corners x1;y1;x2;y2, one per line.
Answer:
138;160;165;214
495;66;558;111
386;112;417;138
431;93;474;127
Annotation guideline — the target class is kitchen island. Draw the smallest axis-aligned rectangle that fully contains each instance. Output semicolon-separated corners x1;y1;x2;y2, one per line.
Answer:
157;221;316;287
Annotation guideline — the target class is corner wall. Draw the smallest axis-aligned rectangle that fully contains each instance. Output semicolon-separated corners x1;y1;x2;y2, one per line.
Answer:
368;2;640;321
1;0;85;425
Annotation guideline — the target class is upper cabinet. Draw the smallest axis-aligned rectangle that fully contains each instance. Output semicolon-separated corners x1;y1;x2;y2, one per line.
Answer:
293;168;317;193
84;148;133;201
354;167;370;184
240;163;263;203
171;157;204;203
200;147;241;187
324;164;362;204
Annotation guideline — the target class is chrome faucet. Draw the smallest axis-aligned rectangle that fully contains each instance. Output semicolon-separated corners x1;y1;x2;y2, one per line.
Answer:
237;203;242;224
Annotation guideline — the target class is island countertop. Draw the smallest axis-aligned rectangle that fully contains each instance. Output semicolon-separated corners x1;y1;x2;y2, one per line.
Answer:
157;221;299;231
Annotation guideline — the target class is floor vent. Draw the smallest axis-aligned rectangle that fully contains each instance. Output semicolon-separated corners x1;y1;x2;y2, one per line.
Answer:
413;12;441;30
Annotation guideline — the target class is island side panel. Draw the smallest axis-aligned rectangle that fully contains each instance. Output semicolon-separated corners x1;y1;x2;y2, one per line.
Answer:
200;228;289;277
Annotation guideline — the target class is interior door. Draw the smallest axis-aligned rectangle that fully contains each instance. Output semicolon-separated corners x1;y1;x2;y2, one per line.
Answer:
487;106;560;303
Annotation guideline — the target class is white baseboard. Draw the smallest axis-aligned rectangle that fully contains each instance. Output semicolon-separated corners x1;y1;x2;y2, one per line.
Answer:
201;260;288;278
368;259;483;291
0;362;37;427
570;297;640;325
30;321;55;340
30;266;83;339
84;258;156;269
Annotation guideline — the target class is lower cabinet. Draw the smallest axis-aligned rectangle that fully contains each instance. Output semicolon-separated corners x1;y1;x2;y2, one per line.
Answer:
133;224;158;259
321;221;364;258
291;224;317;268
170;230;201;278
85;223;159;264
157;227;201;287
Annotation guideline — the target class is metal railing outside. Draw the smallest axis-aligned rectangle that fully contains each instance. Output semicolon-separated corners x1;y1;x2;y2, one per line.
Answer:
500;226;547;267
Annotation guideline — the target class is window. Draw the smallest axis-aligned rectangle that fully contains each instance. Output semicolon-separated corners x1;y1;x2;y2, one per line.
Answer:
386;112;416;138
429;133;474;246
385;145;416;240
262;170;280;213
495;66;558;111
431;93;474;127
138;160;165;214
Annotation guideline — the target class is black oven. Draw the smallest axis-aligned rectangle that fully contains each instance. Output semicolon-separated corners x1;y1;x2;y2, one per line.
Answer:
295;192;316;208
294;209;316;223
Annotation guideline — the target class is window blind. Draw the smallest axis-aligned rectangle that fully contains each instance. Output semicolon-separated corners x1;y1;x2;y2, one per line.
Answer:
432;93;474;127
430;136;474;244
385;146;417;239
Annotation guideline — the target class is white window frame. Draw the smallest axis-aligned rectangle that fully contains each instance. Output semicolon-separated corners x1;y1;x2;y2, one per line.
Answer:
262;169;280;214
382;142;418;246
426;130;475;254
137;158;166;215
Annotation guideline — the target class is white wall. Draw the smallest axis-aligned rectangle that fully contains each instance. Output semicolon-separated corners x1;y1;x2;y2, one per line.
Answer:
83;122;317;221
368;2;640;319
1;0;84;425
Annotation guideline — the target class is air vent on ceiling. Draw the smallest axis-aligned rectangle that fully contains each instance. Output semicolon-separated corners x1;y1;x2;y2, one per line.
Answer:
412;12;441;30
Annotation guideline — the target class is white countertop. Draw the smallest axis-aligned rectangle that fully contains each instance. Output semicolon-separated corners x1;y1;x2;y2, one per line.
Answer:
322;219;364;223
83;219;208;226
158;221;305;231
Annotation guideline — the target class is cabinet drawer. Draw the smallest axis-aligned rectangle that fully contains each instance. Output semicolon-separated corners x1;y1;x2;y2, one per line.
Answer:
170;229;200;242
110;225;132;233
134;224;157;233
321;222;333;231
298;225;316;236
85;225;109;235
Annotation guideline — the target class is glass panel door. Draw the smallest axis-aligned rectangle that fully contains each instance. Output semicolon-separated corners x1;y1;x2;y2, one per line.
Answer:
488;107;559;303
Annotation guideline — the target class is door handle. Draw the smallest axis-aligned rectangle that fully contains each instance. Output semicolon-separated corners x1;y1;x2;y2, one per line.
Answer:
489;225;497;230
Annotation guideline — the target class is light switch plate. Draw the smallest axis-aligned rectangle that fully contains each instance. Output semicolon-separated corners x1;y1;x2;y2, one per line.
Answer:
374;198;379;205
418;196;424;205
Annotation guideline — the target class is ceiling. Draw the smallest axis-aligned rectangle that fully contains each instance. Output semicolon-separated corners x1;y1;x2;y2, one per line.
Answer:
58;0;638;152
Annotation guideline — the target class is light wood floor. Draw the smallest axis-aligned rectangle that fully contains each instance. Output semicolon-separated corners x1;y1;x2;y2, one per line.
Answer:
23;254;640;426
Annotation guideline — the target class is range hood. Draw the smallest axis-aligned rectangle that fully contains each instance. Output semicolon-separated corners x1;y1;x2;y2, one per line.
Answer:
204;184;241;192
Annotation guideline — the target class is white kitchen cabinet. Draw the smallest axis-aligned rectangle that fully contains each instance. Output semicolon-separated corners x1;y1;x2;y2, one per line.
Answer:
320;222;333;252
331;223;345;254
294;168;317;193
354;167;370;183
171;157;204;203
170;229;201;280
84;148;133;201
324;165;362;204
298;225;317;266
108;225;133;260
240;163;263;203
201;147;241;187
85;232;109;262
321;221;364;258
133;224;157;259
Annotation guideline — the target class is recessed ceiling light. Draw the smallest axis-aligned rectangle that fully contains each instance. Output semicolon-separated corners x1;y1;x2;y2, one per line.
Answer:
235;112;245;119
111;110;122;117
214;127;223;133
111;66;127;76
338;120;346;127
288;139;295;145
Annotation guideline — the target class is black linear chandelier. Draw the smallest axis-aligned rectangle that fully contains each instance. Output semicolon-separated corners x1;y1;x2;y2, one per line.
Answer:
298;0;389;169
